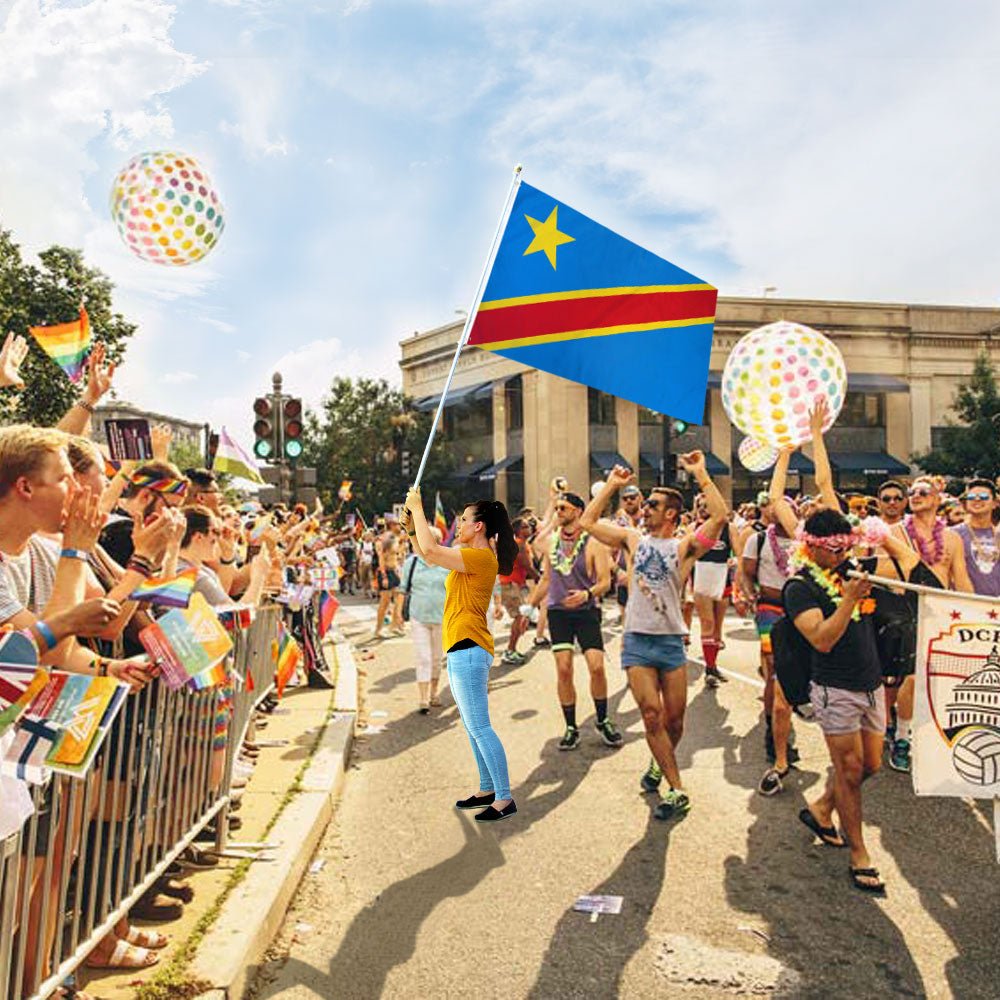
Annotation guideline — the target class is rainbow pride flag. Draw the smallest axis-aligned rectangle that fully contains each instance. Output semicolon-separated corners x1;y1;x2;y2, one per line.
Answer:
128;568;197;608
434;492;448;535
317;590;339;639
30;306;92;383
273;624;302;698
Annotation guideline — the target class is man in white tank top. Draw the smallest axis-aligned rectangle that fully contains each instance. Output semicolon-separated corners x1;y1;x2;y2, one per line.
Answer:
582;452;729;821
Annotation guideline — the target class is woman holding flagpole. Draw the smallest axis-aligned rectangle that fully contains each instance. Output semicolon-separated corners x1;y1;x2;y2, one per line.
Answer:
403;487;519;821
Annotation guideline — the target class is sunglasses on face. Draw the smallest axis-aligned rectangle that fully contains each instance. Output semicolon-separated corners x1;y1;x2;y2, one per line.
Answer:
908;487;934;498
555;504;575;513
879;494;904;503
964;491;993;502
642;498;663;510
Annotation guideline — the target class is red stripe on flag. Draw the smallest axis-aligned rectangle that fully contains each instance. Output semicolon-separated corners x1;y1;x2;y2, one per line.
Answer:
468;288;717;346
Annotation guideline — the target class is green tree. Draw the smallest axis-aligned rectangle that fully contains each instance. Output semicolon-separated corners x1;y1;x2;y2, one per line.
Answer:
0;229;137;427
913;351;1000;479
304;377;456;520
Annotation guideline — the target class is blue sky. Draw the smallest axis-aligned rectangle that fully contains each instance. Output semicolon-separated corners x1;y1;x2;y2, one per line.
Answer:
2;0;1000;444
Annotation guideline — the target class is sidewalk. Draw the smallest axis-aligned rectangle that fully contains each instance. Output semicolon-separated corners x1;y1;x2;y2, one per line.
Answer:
79;634;355;1000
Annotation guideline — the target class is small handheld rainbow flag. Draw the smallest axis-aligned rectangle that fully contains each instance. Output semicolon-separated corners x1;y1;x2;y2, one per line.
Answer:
434;492;448;535
128;568;197;608
272;624;302;698
317;590;339;639
29;305;92;383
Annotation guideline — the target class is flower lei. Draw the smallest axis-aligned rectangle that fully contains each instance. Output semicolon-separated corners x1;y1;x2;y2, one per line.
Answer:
766;524;791;579
792;547;876;620
550;530;588;576
904;514;944;566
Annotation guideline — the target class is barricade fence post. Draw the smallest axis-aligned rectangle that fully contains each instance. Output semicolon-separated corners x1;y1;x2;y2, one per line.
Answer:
0;603;287;1000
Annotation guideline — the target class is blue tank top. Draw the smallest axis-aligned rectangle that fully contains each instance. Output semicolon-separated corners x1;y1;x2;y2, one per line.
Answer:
548;531;596;610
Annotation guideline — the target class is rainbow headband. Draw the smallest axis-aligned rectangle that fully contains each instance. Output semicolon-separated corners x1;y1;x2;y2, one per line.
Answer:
130;473;188;496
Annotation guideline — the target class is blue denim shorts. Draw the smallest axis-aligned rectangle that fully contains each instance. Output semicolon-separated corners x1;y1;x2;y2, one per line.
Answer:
622;632;687;671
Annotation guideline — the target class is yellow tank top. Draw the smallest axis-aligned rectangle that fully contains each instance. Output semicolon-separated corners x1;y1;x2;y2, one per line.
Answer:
442;547;498;655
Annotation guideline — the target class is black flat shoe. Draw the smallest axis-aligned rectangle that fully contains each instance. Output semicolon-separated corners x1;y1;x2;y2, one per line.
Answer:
475;801;517;822
456;792;495;810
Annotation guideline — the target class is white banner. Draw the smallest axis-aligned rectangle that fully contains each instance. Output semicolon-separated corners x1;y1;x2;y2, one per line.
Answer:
913;590;1000;798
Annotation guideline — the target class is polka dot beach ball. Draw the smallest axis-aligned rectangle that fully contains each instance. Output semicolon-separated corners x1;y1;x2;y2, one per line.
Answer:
110;151;225;266
737;435;779;473
721;321;846;449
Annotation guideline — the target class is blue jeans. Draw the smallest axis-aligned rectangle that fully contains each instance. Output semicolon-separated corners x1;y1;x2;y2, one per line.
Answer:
447;644;511;800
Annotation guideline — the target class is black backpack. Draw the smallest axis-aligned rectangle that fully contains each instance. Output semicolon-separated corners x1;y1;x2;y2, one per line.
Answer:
772;576;824;715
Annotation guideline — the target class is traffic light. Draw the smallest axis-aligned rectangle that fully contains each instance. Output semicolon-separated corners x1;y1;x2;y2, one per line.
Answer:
253;397;276;460
283;397;303;460
207;431;220;466
400;449;411;479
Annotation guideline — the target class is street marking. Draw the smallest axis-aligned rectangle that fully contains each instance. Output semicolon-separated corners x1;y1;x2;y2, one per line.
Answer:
687;654;765;690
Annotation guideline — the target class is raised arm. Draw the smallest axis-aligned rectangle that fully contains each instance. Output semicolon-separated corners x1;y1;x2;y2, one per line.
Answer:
768;448;801;537
581;465;639;554
404;487;467;573
56;342;115;437
810;397;840;512
677;451;728;563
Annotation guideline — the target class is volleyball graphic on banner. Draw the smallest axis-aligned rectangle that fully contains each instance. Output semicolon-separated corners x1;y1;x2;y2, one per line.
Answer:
110;151;225;266
721;321;846;448
737;435;779;473
952;729;1000;786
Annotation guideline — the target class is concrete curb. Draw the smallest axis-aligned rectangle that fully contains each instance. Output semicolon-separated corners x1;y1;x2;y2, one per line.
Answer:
190;644;357;1000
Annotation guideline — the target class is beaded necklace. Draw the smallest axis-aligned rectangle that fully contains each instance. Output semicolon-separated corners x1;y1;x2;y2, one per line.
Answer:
792;548;875;621
904;514;945;566
550;530;587;576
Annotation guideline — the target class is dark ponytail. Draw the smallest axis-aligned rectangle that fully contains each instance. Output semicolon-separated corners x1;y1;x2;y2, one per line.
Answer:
469;498;518;575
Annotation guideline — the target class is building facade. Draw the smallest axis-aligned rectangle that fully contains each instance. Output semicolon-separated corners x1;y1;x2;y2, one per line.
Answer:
399;296;1000;509
93;401;206;459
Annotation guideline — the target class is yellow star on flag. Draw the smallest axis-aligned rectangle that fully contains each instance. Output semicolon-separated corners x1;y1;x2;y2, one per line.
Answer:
523;206;575;269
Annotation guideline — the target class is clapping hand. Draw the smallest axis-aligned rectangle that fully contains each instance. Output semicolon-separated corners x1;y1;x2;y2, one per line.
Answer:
62;487;103;553
150;423;173;462
82;342;116;406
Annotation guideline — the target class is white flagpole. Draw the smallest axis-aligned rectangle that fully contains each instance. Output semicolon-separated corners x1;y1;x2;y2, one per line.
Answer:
846;571;1000;606
412;165;523;490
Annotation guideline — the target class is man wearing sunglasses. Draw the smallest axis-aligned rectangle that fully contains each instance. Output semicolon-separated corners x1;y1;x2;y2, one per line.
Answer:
528;491;621;750
953;479;1000;597
582;452;727;820
876;481;907;527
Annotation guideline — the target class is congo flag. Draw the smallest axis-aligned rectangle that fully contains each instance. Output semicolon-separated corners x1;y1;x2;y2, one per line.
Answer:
30;306;92;383
467;182;717;425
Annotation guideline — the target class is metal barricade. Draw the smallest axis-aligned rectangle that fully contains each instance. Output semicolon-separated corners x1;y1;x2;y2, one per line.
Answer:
0;605;282;1000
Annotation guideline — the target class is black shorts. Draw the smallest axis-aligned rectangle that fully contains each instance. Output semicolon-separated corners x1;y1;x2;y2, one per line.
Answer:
377;569;400;592
548;608;604;653
616;584;628;608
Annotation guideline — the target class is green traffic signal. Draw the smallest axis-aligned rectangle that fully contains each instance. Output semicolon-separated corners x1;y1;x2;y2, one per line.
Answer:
284;439;303;460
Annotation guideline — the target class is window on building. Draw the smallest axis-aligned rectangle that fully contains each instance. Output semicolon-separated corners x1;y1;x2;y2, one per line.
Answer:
505;376;523;432
838;392;884;428
588;388;616;426
443;398;492;439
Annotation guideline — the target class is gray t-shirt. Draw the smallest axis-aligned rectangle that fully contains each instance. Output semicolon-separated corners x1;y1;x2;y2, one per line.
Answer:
0;535;61;622
625;536;687;636
178;558;232;608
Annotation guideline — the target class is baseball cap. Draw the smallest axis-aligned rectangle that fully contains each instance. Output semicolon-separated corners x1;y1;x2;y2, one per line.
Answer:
622;485;640;497
560;492;586;511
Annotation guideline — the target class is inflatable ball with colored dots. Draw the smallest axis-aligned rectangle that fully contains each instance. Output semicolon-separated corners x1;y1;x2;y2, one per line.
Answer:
110;151;225;266
721;320;846;449
737;435;779;473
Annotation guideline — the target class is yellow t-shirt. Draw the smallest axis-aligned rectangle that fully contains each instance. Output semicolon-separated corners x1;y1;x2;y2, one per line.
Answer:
442;547;499;655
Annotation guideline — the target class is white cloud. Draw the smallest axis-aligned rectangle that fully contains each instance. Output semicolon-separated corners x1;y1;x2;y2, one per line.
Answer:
483;3;1000;305
0;0;204;258
342;0;371;16
215;55;294;158
236;349;251;362
161;370;198;384
202;317;238;334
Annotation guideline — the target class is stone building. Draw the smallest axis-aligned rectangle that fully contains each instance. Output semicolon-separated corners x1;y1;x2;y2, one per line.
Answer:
93;400;205;458
399;295;1000;509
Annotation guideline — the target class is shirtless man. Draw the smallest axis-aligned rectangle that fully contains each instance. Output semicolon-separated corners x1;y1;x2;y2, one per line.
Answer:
885;475;972;772
373;516;405;638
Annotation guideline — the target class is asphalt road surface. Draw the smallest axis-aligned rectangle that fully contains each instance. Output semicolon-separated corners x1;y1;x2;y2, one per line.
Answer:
248;598;999;1000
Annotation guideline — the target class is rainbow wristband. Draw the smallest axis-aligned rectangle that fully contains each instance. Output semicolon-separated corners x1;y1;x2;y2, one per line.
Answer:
35;620;57;652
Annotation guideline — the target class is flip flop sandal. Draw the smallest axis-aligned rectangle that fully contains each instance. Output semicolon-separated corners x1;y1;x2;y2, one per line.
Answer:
85;939;160;970
850;867;887;896
130;893;183;922
429;697;442;707
123;926;169;950
798;807;846;848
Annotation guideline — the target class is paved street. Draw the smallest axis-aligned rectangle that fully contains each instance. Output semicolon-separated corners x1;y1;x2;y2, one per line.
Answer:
249;599;999;1000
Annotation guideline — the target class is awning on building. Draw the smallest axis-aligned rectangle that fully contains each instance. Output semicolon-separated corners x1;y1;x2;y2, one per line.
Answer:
703;452;730;476
829;451;909;476
591;451;630;474
707;372;722;389
786;452;815;475
450;460;493;481
412;380;493;412
846;374;908;393
477;454;523;481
